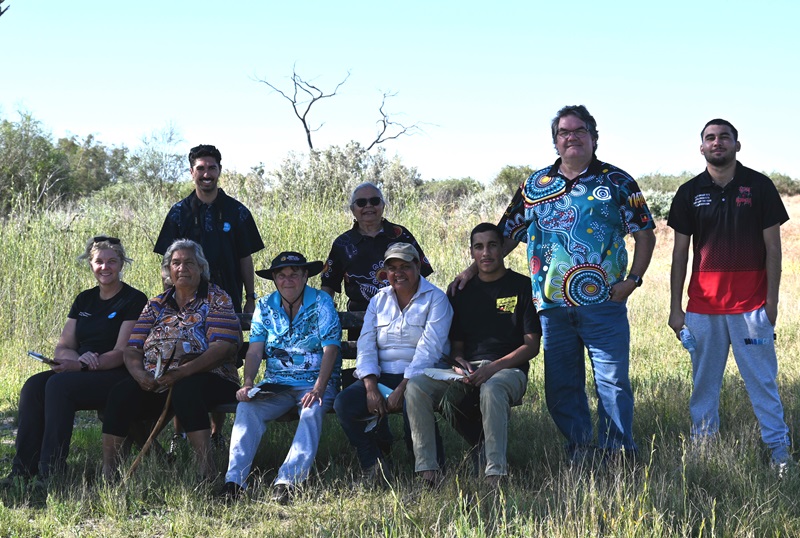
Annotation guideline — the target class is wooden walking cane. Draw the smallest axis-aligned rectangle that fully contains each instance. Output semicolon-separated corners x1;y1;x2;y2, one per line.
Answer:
124;386;173;481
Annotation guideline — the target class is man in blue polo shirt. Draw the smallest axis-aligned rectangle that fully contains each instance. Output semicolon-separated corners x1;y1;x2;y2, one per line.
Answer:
667;119;792;471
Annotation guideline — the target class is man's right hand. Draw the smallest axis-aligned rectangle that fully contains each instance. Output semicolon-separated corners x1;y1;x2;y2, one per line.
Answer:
668;309;685;339
365;385;388;418
236;385;253;402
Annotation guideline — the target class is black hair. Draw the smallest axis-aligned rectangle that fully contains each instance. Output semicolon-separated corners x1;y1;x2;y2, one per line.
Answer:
470;222;504;246
701;119;738;141
188;144;222;168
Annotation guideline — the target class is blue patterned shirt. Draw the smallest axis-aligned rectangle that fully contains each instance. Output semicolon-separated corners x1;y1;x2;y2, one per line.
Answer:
250;285;342;387
500;158;654;311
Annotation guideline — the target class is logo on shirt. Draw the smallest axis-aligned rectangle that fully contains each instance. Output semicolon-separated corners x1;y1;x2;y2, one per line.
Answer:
736;186;752;207
496;296;517;314
223;222;232;232
627;191;647;208
108;312;117;319
78;311;92;318
693;193;712;207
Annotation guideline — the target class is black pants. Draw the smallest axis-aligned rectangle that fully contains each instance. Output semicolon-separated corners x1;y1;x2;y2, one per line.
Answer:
102;372;238;437
13;367;131;478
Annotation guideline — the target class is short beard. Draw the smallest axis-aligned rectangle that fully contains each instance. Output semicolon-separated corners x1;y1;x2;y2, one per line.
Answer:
705;153;735;167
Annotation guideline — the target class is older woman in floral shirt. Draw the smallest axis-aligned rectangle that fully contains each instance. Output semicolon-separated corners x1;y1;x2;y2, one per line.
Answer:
101;239;241;481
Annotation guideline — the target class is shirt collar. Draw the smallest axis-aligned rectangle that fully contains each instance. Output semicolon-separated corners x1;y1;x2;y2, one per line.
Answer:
267;284;314;313
698;161;742;190
547;156;603;179
165;279;209;310
347;218;397;244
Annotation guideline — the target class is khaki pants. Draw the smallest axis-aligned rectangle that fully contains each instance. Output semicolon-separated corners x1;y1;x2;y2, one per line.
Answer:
405;364;527;476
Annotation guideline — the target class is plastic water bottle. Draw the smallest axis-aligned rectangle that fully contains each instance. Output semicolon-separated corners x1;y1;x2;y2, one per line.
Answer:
680;326;696;353
377;383;393;398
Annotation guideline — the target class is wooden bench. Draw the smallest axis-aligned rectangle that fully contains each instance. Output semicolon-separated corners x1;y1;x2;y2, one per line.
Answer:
211;311;364;418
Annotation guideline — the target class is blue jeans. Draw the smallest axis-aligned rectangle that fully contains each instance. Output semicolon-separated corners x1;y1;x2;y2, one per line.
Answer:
539;300;635;453
334;373;444;470
225;385;337;487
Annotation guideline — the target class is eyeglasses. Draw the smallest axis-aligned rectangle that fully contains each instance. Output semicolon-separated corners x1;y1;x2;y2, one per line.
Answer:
93;235;121;245
353;197;382;208
556;128;589;140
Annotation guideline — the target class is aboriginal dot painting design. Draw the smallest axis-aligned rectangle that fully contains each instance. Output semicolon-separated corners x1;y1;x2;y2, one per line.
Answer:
522;175;568;207
561;263;609;306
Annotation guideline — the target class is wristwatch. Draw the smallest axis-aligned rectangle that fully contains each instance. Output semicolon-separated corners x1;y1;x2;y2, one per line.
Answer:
247;292;258;300
626;273;643;287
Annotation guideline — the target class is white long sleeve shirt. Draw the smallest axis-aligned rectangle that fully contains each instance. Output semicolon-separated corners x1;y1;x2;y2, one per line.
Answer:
354;276;452;380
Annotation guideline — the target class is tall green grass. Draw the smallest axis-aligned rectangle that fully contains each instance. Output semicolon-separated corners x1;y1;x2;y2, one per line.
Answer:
1;182;800;536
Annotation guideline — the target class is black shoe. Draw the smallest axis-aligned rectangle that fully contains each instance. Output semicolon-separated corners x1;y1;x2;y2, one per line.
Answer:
270;483;293;505
220;481;245;502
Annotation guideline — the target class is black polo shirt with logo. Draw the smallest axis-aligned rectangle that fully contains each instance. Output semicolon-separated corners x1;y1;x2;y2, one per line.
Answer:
667;162;788;314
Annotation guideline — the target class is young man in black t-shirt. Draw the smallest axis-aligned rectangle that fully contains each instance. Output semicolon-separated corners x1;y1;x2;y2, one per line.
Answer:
406;223;541;487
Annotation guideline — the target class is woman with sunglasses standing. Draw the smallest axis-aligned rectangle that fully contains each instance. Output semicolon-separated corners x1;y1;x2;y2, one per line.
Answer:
321;182;433;313
2;236;147;493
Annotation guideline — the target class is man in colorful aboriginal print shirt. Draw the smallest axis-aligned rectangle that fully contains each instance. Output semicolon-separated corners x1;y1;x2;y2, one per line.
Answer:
497;105;656;463
667;119;793;472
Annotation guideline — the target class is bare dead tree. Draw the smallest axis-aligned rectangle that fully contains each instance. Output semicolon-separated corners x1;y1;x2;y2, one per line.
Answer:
258;68;351;150
365;92;422;151
0;0;8;18
258;68;421;151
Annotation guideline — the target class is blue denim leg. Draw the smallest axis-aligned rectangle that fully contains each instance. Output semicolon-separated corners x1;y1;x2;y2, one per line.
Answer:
334;374;404;470
541;307;593;451
580;301;634;451
541;301;635;452
275;385;337;486
334;373;444;469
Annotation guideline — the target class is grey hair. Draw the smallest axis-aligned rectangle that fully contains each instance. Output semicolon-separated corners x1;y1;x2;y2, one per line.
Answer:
160;239;211;286
77;236;133;267
550;105;599;151
349;182;385;206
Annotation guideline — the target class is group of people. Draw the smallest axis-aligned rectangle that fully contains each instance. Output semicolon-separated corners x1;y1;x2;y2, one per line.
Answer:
6;105;793;506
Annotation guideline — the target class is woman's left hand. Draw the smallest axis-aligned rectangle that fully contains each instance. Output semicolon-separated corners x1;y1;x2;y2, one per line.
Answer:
78;351;100;371
300;386;324;408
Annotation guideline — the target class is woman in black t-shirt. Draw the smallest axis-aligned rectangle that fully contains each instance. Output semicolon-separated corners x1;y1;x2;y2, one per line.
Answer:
320;182;433;313
2;236;147;487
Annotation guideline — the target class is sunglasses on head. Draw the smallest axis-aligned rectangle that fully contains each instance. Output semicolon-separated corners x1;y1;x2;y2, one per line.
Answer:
353;197;382;208
93;235;121;245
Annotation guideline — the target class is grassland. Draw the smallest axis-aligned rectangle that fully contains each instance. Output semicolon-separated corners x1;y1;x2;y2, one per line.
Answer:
1;182;800;537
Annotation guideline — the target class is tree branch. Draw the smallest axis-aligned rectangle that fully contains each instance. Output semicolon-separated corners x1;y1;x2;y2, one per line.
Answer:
257;68;351;150
365;92;422;151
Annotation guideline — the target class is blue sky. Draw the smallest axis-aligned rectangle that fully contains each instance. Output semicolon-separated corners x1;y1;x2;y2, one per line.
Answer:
1;0;798;182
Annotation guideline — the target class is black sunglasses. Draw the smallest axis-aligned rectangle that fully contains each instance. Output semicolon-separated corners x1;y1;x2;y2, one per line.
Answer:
353;196;382;208
93;235;121;245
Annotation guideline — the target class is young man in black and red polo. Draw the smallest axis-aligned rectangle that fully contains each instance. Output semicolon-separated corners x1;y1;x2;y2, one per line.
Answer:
667;119;792;471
